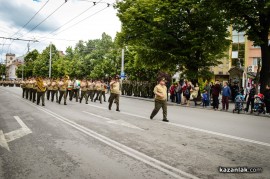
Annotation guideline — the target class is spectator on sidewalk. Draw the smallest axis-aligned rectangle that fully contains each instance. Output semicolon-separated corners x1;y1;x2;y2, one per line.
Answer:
221;82;231;111
202;90;209;107
245;84;256;113
264;84;270;115
169;83;176;102
182;80;188;105
245;83;251;101
192;83;201;106
175;82;182;104
183;82;192;106
204;81;211;106
212;80;221;110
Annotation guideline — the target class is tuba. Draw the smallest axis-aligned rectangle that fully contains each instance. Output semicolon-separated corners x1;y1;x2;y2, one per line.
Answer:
36;77;46;92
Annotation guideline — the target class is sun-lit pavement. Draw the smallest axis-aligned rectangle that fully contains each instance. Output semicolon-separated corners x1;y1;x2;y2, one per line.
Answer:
0;86;269;179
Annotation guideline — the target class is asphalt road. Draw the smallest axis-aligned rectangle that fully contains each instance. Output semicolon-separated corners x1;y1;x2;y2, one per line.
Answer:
0;86;269;179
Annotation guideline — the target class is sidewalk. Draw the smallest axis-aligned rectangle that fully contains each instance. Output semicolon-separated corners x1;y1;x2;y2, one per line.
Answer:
121;95;270;118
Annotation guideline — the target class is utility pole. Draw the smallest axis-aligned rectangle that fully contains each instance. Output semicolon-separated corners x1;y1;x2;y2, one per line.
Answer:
121;48;124;80
49;42;52;78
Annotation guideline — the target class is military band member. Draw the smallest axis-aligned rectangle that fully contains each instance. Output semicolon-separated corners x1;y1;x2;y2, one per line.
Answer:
32;78;37;103
58;77;68;105
28;78;34;101
108;76;120;111
67;79;74;101
150;77;169;122
101;80;107;102
80;79;88;104
94;79;102;103
36;77;47;106
87;80;95;102
46;78;52;100
25;78;30;99
21;79;26;98
51;78;59;102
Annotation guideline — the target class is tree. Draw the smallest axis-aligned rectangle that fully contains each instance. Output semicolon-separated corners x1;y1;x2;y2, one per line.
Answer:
213;0;270;92
116;0;230;82
16;49;39;78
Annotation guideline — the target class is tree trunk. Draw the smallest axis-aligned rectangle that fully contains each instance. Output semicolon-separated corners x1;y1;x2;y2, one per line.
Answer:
259;42;270;94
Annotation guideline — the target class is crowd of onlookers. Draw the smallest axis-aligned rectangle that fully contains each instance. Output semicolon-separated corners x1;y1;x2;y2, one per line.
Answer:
169;80;270;116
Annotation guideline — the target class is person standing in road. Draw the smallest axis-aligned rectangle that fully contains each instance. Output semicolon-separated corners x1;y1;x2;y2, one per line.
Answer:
212;80;221;110
67;78;74;101
108;76;121;112
264;84;270;115
94;79;102;103
101;80;107;102
221;81;231;111
175;82;182;104
150;77;169;122
51;78;59;102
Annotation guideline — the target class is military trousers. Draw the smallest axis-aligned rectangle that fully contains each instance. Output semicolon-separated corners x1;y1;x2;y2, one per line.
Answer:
51;90;59;102
46;90;51;100
22;88;26;98
29;88;33;101
87;90;94;101
150;99;167;120
94;90;102;103
108;93;119;110
80;90;88;103
32;89;37;103
37;92;45;106
67;89;73;101
59;90;67;104
25;88;29;99
101;91;106;102
72;89;79;102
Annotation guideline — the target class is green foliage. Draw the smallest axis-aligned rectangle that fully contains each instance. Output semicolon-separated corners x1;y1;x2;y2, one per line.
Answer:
116;0;231;81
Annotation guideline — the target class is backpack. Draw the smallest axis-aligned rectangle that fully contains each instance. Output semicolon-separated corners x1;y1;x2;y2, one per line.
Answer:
184;88;190;96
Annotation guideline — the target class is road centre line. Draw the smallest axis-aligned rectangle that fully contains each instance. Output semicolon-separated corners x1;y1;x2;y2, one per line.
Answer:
12;94;198;179
87;102;270;148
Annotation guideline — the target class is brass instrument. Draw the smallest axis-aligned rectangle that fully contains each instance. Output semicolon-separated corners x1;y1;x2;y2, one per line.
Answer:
36;77;46;92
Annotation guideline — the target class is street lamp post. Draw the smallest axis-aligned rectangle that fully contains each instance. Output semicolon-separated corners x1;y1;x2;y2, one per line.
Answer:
49;42;52;78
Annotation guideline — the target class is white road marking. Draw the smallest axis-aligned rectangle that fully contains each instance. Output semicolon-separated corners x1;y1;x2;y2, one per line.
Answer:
4;116;32;143
15;95;198;179
0;116;32;151
0;130;10;151
87;102;270;148
82;111;144;131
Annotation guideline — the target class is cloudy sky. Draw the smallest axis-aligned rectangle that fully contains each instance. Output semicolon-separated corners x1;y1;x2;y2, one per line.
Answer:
0;0;121;63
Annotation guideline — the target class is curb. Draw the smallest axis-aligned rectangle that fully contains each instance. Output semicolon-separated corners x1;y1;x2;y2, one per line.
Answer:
121;95;270;119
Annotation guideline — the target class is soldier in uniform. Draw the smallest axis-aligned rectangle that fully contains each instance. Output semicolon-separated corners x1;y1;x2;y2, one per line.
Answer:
36;77;47;106
150;77;169;122
87;79;95;102
108;76;121;111
25;78;30;99
51;78;59;102
32;78;37;103
28;78;34;101
94;79;102;103
80;79;88;104
46;78;52;100
58;77;68;105
21;79;26;98
101;80;107;102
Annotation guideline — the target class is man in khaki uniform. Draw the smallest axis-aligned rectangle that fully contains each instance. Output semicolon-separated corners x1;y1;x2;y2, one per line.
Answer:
108;76;120;111
21;79;26;98
94;80;102;103
67;79;74;101
51;79;59;102
32;78;37;103
58;78;68;105
101;80;107;102
28;78;34;101
150;77;169;122
46;78;52;100
87;79;94;102
80;79;88;104
36;77;47;106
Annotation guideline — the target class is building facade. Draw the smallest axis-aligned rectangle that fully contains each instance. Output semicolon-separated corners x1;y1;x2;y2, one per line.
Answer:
5;53;24;80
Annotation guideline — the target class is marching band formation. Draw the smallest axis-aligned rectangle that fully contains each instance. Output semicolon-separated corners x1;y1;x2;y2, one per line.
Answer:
0;75;121;111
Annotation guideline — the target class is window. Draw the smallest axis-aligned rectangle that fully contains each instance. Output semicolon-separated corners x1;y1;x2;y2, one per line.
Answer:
253;58;259;66
232;51;238;58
